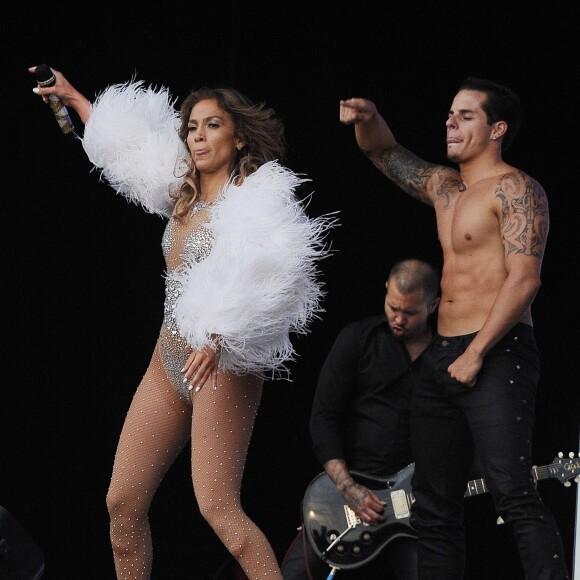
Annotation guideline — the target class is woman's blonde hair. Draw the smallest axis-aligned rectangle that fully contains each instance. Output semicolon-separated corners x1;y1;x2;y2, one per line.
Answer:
172;87;286;220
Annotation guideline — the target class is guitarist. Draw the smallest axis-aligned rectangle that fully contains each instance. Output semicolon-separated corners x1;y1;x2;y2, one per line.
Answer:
281;259;440;579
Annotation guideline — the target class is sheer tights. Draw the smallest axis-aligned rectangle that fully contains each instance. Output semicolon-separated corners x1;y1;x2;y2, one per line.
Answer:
106;342;282;579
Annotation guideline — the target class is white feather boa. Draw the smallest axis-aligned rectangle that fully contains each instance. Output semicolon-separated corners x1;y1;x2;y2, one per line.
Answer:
80;81;337;378
170;161;335;378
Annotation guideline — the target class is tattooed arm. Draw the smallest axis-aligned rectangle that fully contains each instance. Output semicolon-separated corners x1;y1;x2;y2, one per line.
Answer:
323;458;386;524
339;97;451;207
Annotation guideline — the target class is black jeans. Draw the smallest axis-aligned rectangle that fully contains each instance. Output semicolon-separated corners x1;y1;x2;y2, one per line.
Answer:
410;323;569;580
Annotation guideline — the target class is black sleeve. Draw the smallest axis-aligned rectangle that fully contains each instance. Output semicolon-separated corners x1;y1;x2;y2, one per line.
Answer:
309;321;361;466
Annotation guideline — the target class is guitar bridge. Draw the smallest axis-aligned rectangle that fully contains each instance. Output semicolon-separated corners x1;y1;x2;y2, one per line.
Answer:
343;505;361;527
390;489;411;519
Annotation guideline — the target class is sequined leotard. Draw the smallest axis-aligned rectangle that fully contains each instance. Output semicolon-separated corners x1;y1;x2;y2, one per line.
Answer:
159;199;215;402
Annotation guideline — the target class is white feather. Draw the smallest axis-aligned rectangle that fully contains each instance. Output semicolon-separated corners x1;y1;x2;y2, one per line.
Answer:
170;161;337;378
81;81;187;218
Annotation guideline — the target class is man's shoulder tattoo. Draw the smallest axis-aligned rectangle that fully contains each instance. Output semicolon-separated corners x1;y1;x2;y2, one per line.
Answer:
496;171;548;258
434;168;464;210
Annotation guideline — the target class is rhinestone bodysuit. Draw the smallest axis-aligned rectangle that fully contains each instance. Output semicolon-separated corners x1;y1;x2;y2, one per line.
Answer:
159;199;215;402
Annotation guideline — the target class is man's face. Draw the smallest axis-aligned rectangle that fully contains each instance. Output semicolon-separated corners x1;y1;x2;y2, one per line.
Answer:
384;282;432;340
445;89;496;163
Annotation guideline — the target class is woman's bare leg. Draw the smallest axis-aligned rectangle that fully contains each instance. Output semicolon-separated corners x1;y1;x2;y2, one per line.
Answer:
191;371;282;579
106;343;191;578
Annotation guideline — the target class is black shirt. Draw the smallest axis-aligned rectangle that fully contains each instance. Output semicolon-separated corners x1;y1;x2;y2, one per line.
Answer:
309;314;424;477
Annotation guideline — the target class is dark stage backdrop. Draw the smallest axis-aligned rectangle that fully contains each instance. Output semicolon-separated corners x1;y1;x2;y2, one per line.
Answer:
4;2;578;579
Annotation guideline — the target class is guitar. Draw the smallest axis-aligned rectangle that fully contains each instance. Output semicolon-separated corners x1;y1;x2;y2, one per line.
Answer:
302;453;579;571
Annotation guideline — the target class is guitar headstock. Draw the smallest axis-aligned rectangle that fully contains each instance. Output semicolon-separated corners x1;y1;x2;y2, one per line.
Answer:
541;452;580;487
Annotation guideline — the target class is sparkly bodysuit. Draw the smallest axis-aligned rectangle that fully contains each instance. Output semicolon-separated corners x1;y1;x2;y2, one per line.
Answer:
159;199;215;402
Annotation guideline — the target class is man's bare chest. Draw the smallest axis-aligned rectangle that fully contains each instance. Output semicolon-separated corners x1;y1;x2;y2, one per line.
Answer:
438;189;501;252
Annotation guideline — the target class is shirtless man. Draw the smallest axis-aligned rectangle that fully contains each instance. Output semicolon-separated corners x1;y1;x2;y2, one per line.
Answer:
339;78;568;579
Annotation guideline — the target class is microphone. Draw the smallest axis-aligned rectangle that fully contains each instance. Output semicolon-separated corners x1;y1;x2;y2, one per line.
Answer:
34;64;75;137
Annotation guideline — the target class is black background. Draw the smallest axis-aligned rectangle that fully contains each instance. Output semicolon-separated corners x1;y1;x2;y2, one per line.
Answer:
3;1;578;578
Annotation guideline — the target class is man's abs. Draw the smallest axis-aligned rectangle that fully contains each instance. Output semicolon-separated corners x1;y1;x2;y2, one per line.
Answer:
437;264;505;336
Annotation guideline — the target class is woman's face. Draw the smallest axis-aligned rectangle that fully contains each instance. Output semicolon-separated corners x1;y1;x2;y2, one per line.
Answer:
186;98;244;177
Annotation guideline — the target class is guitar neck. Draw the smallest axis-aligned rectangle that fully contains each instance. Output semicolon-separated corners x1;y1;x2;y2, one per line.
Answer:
464;464;549;498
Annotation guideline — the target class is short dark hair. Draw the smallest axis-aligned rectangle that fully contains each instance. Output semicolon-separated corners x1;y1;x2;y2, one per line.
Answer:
458;77;523;152
388;259;439;303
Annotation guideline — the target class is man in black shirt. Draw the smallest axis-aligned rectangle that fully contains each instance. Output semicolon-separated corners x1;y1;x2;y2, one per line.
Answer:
282;259;439;579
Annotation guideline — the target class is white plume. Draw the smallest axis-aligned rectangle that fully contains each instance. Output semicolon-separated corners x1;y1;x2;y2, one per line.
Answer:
82;81;187;218
170;161;337;378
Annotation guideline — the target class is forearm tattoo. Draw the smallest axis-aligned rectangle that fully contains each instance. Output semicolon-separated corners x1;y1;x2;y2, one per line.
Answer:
375;145;463;208
376;145;435;203
496;172;549;258
326;460;352;491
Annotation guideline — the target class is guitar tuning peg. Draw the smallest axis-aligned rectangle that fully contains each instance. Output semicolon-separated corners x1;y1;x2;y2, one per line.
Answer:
558;452;563;458
564;482;571;487
568;452;575;458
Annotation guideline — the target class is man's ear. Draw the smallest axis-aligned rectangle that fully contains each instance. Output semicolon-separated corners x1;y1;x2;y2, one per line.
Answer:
492;121;507;141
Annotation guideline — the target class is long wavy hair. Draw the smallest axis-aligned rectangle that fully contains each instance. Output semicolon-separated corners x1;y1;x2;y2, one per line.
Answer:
172;87;286;220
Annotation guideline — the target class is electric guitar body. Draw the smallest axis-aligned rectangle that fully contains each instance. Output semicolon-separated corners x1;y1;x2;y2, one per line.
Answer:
302;464;417;571
302;454;579;570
